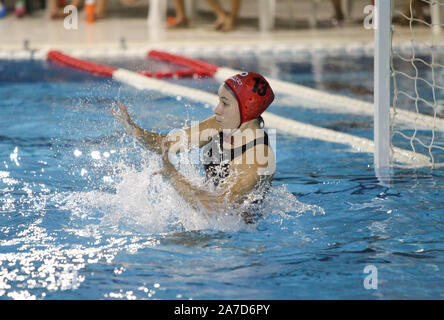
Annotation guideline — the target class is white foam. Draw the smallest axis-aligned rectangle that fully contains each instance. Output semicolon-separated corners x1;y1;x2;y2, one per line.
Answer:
58;151;322;234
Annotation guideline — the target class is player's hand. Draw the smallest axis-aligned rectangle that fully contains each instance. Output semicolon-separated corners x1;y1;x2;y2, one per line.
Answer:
160;137;170;162
110;102;134;135
152;138;173;177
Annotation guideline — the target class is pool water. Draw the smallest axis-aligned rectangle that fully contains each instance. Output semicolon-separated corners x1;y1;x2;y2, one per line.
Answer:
0;53;443;300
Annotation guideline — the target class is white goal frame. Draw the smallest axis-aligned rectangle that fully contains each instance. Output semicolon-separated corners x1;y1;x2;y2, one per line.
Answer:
374;0;392;172
374;0;444;173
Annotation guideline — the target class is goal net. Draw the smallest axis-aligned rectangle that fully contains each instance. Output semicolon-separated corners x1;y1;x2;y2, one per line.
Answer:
388;0;444;168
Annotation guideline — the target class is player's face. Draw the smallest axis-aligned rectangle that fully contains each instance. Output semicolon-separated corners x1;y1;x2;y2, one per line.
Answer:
214;85;240;130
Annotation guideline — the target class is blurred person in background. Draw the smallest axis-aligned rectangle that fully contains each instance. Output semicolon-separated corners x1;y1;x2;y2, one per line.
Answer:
168;0;189;28
402;0;429;23
14;0;46;18
330;0;344;26
169;0;241;31
206;0;241;31
49;0;84;19
391;0;429;25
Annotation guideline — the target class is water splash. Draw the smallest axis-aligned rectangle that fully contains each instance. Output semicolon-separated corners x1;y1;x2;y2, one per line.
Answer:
59;148;324;235
0;140;325;300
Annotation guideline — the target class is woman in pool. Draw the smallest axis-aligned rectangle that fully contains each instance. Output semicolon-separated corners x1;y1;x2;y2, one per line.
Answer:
111;72;275;223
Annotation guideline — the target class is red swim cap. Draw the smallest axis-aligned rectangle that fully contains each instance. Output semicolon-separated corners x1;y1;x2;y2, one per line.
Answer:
224;72;274;126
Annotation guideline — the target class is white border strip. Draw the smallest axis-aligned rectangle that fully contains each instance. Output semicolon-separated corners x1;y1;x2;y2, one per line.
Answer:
3;40;444;60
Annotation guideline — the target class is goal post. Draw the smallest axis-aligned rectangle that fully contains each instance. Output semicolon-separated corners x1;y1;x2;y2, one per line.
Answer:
374;0;392;172
375;0;444;172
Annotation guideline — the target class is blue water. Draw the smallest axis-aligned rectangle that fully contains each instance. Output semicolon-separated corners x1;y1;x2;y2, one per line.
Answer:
0;54;443;300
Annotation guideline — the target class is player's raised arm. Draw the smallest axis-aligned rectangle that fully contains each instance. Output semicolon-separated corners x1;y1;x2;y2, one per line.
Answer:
111;103;219;154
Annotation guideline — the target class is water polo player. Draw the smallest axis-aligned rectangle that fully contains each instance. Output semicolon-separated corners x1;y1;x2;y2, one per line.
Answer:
111;72;275;223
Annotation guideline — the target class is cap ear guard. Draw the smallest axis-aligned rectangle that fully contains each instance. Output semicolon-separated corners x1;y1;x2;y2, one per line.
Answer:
224;72;274;126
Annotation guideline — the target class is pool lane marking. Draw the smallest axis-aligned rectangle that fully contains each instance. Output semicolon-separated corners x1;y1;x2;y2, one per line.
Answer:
112;68;431;167
47;50;215;79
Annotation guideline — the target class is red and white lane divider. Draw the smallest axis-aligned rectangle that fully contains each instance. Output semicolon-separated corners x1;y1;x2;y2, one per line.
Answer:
47;50;117;77
147;50;218;77
47;49;218;105
47;49;217;79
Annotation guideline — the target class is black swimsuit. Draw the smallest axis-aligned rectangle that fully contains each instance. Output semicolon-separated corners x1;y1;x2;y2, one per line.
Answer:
202;131;269;187
202;131;271;224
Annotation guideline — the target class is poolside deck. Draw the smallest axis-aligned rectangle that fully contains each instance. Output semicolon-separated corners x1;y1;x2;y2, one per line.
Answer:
1;0;442;51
